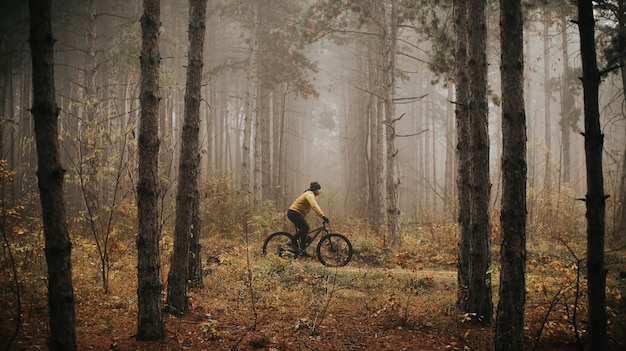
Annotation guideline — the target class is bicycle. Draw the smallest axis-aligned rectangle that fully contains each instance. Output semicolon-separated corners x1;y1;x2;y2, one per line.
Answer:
262;221;353;267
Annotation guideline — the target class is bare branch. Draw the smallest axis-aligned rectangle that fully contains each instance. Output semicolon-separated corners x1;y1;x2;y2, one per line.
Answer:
394;94;428;104
397;129;428;138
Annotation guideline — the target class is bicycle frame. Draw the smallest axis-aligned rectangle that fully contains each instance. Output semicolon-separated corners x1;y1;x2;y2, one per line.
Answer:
298;223;329;249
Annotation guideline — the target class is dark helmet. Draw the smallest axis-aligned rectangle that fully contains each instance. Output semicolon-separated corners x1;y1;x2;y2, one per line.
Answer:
309;181;321;191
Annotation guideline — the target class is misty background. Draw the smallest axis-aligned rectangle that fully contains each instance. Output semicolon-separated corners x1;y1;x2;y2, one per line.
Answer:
1;0;624;235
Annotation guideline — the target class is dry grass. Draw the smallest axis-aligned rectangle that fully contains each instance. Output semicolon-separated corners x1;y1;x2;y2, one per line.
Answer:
1;214;626;350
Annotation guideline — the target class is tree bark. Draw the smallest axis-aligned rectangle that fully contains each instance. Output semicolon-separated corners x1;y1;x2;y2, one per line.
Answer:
542;12;552;197
136;0;164;340
241;1;258;206
560;17;573;186
258;84;272;202
616;0;626;240
366;8;385;237
444;85;456;218
453;0;471;311
495;0;526;349
577;1;608;349
166;0;207;314
29;0;77;349
188;190;203;287
383;0;401;247
467;0;493;324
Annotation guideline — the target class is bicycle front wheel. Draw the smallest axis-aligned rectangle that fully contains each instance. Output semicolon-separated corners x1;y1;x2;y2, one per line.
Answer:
262;232;295;259
317;233;353;267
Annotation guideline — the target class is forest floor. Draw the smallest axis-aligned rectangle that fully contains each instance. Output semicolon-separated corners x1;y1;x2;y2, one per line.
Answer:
2;229;626;350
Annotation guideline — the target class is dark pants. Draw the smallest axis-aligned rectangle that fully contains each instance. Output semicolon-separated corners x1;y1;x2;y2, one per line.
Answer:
287;209;309;250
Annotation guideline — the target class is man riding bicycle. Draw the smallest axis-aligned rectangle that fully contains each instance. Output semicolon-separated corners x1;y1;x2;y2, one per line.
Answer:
286;181;329;257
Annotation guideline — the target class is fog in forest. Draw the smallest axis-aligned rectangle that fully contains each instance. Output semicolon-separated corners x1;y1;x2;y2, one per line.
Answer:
1;0;625;230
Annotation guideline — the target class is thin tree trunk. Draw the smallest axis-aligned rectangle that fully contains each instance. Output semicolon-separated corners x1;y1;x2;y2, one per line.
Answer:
619;129;626;238
543;13;552;197
367;12;385;237
29;0;76;349
276;82;288;207
259;87;271;202
217;76;226;174
136;0;164;340
241;2;257;205
444;84;456;218
166;0;207;314
431;107;437;214
383;0;400;247
453;0;471;312
467;0;493;324
616;0;626;240
578;1;607;349
253;95;261;210
560;17;573;186
495;0;526;348
78;0;100;230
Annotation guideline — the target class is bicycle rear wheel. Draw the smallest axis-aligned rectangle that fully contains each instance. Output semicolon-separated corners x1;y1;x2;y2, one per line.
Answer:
316;233;353;267
262;232;295;259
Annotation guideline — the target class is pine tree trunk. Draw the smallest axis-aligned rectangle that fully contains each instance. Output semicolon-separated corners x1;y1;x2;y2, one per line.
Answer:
615;106;626;241
542;13;552;197
273;85;282;204
166;0;207;314
80;0;100;233
258;86;271;201
453;0;471;311
444;85;456;218
29;0;76;349
189;190;203;287
616;0;626;240
495;0;526;349
383;0;401;247
467;0;493;324
366;11;385;237
276;83;288;207
136;0;164;340
241;2;257;205
560;17;573;186
578;1;607;349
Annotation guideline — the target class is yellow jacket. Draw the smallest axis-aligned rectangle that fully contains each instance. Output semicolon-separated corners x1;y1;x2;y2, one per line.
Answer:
289;190;325;218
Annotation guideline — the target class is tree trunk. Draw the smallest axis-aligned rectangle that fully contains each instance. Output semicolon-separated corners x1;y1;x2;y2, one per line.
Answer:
560;17;573;186
431;106;437;214
29;1;76;349
616;0;626;240
276;82;288;207
383;0;401;247
241;2;257;205
577;1;608;349
188;190;203;287
619;130;626;238
253;93;261;210
79;0;100;230
453;0;471;312
444;84;456;218
166;0;207;315
366;11;385;237
542;13;552;197
136;0;164;340
467;0;493;324
495;0;526;349
258;86;271;202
